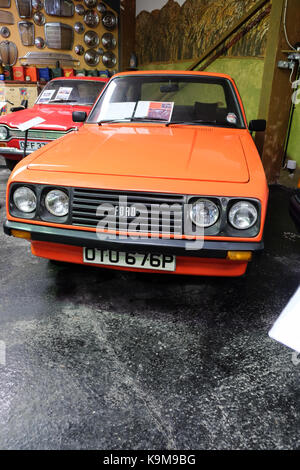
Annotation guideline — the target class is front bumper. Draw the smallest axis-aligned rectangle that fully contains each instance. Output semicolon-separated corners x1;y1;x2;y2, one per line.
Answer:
4;220;264;276
0;146;31;157
4;220;264;257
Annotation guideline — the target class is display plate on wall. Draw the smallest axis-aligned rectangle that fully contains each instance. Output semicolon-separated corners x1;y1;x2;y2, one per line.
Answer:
18;21;35;46
35;36;45;48
84;29;99;48
0;0;11;7
0;40;18;65
102;50;116;68
45;0;75;17
74;44;84;55
0;10;14;24
84;10;99;28
0;26;10;37
75;3;84;15
74;21;84;33
15;0;32;18
33;11;45;25
84;48;99;66
102;11;117;30
101;32;116;50
96;2;106;14
32;0;43;10
45;22;74;50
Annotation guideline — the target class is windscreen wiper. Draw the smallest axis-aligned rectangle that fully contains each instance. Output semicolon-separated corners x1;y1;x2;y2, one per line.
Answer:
98;116;168;126
166;119;217;127
48;99;78;103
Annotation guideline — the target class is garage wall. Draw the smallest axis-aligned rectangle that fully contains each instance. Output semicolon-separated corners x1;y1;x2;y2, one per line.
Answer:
1;0;119;71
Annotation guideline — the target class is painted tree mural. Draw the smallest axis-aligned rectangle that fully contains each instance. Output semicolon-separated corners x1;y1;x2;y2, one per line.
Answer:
136;0;269;65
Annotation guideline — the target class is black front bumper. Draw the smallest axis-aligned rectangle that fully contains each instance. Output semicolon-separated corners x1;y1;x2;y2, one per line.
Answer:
3;220;264;258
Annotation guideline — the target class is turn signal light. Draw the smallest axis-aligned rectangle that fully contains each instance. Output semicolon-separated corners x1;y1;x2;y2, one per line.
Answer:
11;229;31;240
227;251;252;261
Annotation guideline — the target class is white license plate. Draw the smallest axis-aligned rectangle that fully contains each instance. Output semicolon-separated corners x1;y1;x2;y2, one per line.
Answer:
19;141;47;151
83;248;176;272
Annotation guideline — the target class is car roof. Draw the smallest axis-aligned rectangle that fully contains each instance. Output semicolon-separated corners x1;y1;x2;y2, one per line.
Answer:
111;70;234;81
50;76;109;83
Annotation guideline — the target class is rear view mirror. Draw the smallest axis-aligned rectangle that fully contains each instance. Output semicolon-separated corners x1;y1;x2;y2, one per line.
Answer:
249;119;266;133
160;83;179;93
72;111;87;122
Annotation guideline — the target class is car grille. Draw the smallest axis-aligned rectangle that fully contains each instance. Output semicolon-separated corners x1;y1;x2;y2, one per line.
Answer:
7;128;74;141
71;188;185;236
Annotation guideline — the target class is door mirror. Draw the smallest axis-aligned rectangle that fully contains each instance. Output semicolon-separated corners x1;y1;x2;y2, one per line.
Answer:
249;119;266;133
72;111;87;122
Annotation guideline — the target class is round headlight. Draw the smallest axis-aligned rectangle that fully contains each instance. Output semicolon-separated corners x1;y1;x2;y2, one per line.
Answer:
190;198;219;228
229;201;258;230
45;189;69;217
13;186;37;213
0;126;8;140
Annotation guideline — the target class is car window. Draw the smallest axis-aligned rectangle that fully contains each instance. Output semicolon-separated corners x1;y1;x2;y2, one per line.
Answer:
36;80;105;106
88;75;245;128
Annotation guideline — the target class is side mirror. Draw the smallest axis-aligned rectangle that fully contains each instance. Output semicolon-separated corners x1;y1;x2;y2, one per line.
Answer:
249;119;266;133
10;106;25;113
72;111;87;123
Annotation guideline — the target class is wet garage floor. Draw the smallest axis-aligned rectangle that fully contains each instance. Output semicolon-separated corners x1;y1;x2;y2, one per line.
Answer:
0;161;299;450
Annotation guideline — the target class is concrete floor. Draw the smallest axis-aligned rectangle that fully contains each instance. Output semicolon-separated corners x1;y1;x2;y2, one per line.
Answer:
0;158;299;450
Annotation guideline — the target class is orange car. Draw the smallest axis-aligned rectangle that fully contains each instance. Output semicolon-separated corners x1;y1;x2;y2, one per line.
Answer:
4;71;269;276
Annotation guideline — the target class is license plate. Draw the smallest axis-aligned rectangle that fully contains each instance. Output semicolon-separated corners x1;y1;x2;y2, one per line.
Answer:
19;141;47;151
83;248;176;272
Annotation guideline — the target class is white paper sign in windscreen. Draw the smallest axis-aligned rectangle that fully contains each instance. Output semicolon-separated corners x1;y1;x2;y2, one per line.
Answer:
99;102;136;121
135;101;174;122
38;89;55;104
54;87;73;101
269;286;300;353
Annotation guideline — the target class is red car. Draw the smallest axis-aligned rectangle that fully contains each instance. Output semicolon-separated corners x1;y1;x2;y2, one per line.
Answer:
0;76;108;170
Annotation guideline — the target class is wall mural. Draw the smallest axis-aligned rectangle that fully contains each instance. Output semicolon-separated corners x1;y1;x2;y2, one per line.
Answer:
136;0;270;66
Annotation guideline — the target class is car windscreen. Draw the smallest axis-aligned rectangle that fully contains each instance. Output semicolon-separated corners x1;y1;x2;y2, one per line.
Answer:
36;80;106;106
87;75;245;128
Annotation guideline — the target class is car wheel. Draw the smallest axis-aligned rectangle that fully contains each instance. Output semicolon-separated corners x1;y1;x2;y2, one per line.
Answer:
5;159;18;171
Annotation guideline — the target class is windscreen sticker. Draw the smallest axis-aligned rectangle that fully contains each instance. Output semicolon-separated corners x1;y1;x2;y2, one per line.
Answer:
54;87;73;101
135;101;174;122
38;89;55;104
